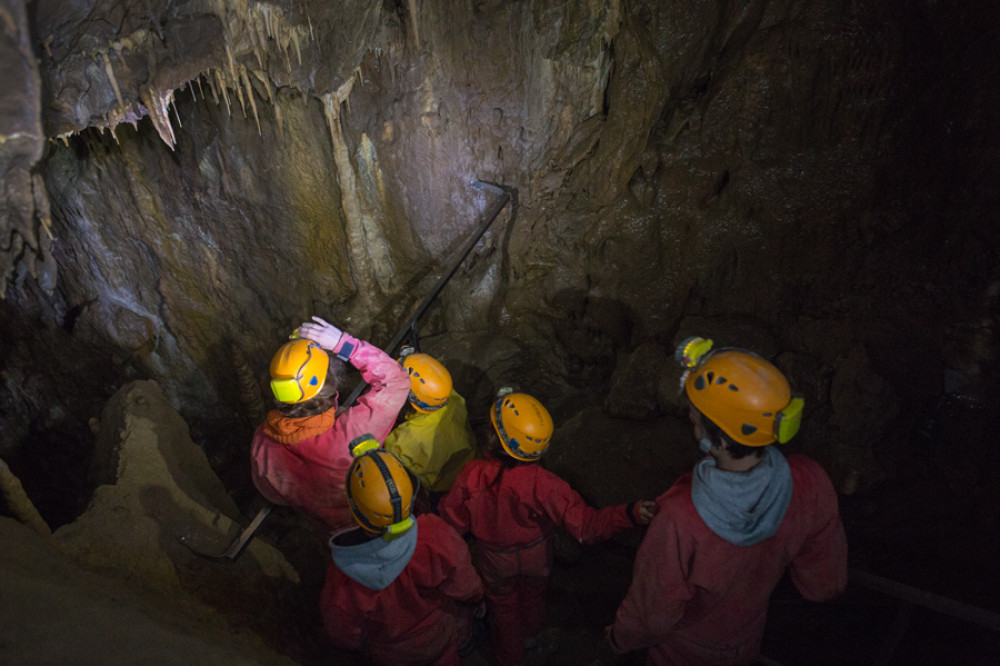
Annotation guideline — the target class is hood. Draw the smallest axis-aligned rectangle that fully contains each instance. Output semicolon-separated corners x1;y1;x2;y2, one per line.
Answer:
262;408;336;445
690;446;793;546
328;522;419;590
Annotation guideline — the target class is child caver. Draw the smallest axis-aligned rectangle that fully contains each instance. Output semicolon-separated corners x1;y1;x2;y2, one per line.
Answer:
382;350;477;503
437;391;656;666
322;446;485;665
250;316;410;533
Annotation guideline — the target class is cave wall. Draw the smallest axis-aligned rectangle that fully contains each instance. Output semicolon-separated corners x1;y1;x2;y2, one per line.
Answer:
1;0;998;523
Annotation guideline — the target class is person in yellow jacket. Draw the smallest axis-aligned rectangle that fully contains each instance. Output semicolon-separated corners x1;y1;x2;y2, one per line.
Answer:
383;350;478;503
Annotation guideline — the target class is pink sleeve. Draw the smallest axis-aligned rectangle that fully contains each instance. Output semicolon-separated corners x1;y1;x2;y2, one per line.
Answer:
332;334;411;443
533;468;634;544
610;502;694;653
789;464;848;601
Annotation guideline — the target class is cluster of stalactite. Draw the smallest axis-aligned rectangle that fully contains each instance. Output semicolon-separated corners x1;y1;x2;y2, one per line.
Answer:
4;0;409;300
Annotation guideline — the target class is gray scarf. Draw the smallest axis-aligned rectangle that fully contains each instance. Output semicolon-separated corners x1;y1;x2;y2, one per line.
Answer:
691;446;793;546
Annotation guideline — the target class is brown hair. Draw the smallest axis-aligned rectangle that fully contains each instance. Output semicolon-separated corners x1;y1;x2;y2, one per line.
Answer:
275;357;347;418
701;414;765;460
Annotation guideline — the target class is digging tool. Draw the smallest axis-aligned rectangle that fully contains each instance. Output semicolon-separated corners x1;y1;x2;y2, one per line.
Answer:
180;180;513;561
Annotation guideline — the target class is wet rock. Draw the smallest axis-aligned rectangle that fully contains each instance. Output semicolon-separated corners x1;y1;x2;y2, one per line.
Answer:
604;342;670;420
52;380;306;659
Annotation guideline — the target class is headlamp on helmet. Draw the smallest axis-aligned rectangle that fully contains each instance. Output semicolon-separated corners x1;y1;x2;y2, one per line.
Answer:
675;336;804;446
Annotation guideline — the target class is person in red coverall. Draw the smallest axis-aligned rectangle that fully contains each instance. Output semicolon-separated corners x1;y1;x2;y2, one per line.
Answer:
322;447;484;665
609;337;848;665
438;390;656;666
251;316;410;533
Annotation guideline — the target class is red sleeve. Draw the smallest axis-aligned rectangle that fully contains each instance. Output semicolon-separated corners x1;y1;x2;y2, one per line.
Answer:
532;468;634;544
332;335;410;443
789;461;848;601
321;571;364;651
610;490;695;653
418;516;483;602
436;467;473;536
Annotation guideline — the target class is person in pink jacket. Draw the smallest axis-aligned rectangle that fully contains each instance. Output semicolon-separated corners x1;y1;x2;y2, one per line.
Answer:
438;390;655;666
250;316;410;533
609;337;848;665
322;448;484;665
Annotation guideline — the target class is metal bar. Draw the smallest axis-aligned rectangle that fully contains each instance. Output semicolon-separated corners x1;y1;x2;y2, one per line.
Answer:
341;183;511;406
850;568;1000;632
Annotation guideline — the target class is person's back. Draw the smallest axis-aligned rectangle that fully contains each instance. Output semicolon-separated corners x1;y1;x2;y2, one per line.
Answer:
443;457;638;549
250;316;410;532
612;453;845;664
609;337;847;665
321;449;484;665
439;391;655;666
383;352;477;494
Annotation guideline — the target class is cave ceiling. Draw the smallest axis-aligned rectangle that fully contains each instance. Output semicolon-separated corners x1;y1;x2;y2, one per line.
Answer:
1;0;998;520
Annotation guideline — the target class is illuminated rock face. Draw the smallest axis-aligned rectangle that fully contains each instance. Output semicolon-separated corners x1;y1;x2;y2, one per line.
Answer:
0;0;998;539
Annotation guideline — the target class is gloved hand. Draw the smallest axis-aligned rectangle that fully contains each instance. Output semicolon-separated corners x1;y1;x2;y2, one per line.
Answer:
631;500;657;525
297;316;343;351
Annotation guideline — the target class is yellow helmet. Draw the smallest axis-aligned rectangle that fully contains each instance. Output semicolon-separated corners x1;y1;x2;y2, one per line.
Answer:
347;449;417;539
491;392;554;461
401;353;452;413
677;337;804;447
269;339;330;403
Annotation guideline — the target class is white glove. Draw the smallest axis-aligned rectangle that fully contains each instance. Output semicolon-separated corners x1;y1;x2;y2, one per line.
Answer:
296;316;343;351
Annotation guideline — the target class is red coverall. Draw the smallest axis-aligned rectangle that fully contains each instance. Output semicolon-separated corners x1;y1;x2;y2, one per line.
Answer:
321;514;484;665
250;333;410;532
610;454;848;665
438;458;639;666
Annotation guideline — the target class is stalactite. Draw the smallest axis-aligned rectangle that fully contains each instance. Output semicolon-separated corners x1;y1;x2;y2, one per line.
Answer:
252;70;273;104
357;132;395;292
233;67;247;118
101;51;126;112
408;0;421;47
240;65;261;135
171;98;183;128
225;42;238;84
323;89;372;303
188;80;197;102
139;87;176;148
214;68;231;115
206;69;218;105
273;96;284;139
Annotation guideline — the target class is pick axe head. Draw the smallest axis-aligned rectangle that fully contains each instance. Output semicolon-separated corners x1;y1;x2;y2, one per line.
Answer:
177;504;272;562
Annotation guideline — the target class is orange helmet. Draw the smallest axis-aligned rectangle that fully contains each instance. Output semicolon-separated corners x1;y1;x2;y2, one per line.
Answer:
269;339;330;403
347;449;417;539
678;337;804;446
491;392;554;461
401;353;452;412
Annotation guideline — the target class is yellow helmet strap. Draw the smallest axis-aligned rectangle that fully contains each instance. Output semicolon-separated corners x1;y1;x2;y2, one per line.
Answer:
348;452;419;539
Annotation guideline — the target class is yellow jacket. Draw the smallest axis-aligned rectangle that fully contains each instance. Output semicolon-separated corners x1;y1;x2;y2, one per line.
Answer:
383;390;478;492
